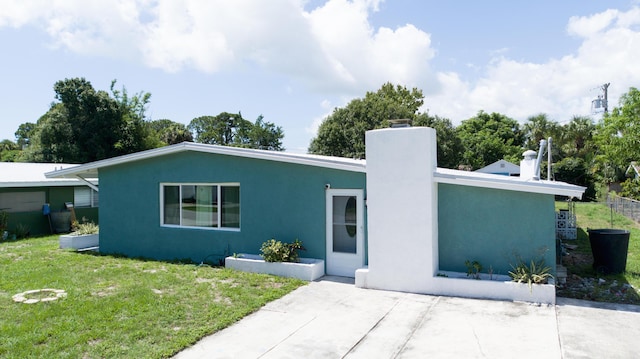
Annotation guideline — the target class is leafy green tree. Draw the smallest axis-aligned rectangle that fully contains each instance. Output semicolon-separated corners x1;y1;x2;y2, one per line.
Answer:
554;157;597;201
148;119;193;145
594;87;640;173
188;112;284;151
456;111;524;170
309;83;424;159
561;116;596;158
0;139;20;162
110;80;156;153
413;113;463;169
14;122;36;149
522;114;561;151
24;78;156;163
619;178;640;200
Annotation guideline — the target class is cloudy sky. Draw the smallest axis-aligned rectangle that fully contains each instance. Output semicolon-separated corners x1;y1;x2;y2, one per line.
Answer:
1;0;639;153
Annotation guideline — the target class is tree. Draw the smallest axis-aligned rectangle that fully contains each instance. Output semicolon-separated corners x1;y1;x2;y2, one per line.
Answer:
188;112;284;151
15;122;36;149
0;139;20;162
561;116;596;158
23;78;157;163
594;87;640;173
148;119;193;145
413;113;463;169
456;111;524;170
309;83;424;159
522;114;561;151
110;80;156;153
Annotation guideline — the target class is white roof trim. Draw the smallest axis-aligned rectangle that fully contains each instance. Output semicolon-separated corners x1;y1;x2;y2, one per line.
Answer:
46;142;367;179
435;168;585;199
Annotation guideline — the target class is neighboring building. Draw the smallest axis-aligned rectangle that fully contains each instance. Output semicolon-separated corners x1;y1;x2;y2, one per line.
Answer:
0;163;98;236
625;161;640;179
47;127;585;303
475;159;520;176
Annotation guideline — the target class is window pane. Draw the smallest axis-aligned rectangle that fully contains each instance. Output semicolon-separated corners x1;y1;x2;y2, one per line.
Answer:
92;190;99;207
221;186;240;228
163;186;180;225
74;187;91;208
193;185;217;227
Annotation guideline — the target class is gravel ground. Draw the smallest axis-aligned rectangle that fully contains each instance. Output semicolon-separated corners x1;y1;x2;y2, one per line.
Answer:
557;249;640;305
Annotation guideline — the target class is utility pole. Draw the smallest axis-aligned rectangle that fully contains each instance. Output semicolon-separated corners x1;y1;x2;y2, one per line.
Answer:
602;83;610;114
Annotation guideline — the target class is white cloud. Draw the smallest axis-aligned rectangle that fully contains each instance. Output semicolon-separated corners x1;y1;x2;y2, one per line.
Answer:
428;6;640;125
0;0;436;96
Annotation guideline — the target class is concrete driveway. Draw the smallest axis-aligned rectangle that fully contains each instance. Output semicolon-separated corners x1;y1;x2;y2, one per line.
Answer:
174;276;640;359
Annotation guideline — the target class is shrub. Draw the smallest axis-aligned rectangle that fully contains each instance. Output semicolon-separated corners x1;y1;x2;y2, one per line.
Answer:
70;220;99;235
260;238;304;262
508;257;553;290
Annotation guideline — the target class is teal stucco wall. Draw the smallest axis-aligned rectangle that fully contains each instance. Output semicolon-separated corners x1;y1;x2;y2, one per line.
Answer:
438;183;556;276
98;151;366;264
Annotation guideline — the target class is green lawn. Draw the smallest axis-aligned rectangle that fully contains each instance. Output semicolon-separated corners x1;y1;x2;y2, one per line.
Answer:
557;201;640;303
0;236;305;358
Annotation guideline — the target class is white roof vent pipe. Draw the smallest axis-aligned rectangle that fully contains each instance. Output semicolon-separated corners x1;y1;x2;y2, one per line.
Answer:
520;149;538;180
534;139;547;180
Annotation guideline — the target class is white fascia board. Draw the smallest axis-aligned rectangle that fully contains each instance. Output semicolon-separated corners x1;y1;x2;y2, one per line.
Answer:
0;180;98;188
46;142;367;179
434;168;586;199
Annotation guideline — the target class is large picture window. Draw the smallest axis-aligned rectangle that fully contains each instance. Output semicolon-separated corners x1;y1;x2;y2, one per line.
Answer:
161;183;240;230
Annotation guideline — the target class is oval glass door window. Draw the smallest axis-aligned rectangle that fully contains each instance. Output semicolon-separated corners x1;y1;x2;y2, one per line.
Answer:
345;196;357;237
332;196;357;253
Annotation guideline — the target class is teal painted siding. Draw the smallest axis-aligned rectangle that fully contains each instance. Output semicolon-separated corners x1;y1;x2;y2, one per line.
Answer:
438;183;556;276
99;151;366;264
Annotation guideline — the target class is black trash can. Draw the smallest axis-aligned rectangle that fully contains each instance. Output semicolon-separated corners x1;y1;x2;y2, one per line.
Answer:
588;229;630;274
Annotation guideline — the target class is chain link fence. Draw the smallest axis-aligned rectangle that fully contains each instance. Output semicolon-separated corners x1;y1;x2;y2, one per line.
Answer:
607;194;640;223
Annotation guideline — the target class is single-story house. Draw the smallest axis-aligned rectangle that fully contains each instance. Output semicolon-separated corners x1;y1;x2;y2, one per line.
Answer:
475;159;520;176
46;127;585;303
0;163;99;236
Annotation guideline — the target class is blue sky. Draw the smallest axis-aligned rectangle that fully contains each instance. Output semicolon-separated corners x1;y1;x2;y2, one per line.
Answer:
1;0;639;153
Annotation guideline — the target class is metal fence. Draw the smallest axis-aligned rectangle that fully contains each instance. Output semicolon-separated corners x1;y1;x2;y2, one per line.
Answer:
607;194;640;223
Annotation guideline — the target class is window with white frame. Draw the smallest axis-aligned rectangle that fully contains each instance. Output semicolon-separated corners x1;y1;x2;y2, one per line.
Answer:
161;183;240;229
74;187;99;208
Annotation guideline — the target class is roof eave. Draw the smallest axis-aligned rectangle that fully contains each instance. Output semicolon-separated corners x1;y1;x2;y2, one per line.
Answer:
434;172;586;199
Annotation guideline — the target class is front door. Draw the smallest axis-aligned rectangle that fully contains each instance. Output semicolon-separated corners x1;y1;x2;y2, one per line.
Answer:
326;189;364;277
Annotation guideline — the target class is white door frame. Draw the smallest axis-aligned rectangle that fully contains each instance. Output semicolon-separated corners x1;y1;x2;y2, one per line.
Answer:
325;189;365;277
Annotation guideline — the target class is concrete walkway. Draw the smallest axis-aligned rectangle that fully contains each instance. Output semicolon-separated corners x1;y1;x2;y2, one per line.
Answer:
174;276;640;359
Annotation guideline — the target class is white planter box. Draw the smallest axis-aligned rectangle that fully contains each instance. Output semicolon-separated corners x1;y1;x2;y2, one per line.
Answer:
433;271;556;304
59;233;99;250
225;254;325;281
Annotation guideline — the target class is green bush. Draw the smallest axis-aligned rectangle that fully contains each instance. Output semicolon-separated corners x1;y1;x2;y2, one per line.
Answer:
70;221;99;235
260;238;304;262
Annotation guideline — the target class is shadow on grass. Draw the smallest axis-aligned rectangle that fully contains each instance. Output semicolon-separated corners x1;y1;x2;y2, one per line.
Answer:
74;248;227;267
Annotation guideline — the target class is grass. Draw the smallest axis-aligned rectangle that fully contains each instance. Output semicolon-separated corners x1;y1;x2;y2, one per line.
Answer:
0;235;306;358
557;201;640;304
